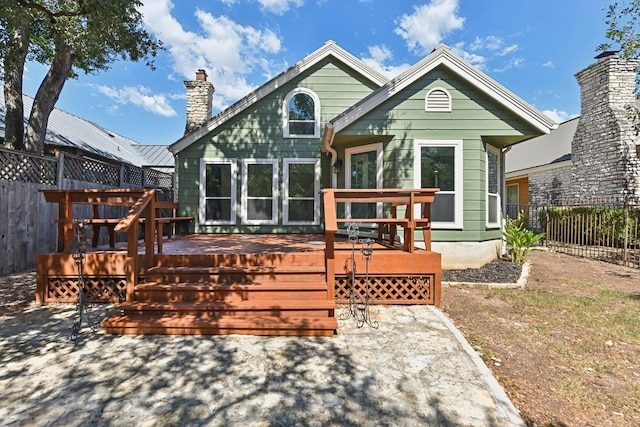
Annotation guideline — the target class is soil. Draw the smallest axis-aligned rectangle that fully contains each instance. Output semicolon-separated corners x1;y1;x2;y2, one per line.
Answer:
443;250;640;426
443;256;523;283
2;251;639;426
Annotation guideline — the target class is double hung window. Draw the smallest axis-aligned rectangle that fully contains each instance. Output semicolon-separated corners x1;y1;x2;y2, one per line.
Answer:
283;159;320;224
241;159;278;225
486;145;501;228
200;159;236;225
414;140;463;229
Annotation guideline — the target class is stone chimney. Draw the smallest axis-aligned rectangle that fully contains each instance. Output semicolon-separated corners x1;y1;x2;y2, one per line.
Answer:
184;69;214;135
570;52;640;198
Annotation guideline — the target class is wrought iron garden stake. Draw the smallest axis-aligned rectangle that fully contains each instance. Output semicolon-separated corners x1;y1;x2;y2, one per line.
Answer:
340;222;360;321
71;220;98;340
357;238;379;329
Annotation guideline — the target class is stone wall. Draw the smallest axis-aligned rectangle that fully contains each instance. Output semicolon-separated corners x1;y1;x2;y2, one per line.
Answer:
569;53;640;198
528;163;572;204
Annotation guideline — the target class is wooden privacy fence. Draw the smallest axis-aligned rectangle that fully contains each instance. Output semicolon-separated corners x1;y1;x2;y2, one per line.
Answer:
0;147;174;275
507;196;640;268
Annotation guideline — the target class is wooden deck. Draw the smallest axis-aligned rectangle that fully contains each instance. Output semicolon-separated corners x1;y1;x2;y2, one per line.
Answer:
37;188;442;336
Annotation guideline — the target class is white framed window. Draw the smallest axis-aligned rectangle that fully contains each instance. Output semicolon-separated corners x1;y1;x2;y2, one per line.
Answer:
199;159;237;225
506;183;520;219
425;87;452;112
241;159;278;225
345;143;383;219
283;88;321;138
486;145;501;228
283;158;320;225
506;184;519;205
414;139;463;229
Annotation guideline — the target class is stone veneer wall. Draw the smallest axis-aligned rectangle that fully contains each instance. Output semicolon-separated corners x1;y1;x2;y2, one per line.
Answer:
528;163;572;205
184;80;214;135
570;54;640;198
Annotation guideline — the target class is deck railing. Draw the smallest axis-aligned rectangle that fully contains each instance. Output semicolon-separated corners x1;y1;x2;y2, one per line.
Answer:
322;188;439;297
38;189;158;302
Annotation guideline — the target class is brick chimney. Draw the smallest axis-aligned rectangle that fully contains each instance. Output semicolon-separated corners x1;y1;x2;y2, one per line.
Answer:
570;52;640;197
184;69;214;135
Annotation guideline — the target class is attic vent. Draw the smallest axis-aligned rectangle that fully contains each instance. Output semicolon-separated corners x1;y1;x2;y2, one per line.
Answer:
425;87;452;112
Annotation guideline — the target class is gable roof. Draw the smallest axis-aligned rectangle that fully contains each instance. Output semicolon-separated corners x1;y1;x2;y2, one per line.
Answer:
170;40;390;154
327;44;557;136
0;91;172;167
506;117;577;175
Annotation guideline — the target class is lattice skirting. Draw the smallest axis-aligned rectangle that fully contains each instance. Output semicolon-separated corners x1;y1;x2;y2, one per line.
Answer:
46;276;127;303
335;275;434;305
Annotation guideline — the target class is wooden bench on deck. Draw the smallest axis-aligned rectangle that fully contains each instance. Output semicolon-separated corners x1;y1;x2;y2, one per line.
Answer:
88;200;192;252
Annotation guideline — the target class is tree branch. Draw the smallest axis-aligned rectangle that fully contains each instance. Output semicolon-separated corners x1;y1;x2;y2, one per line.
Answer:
15;0;88;23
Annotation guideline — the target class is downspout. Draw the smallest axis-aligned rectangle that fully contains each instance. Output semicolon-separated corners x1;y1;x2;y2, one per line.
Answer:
321;123;338;188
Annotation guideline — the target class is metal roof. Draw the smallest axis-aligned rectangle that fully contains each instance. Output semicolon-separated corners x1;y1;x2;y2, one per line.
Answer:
505;117;578;174
0;90;172;167
133;144;174;166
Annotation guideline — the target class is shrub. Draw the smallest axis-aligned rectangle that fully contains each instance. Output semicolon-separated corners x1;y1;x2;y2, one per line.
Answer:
546;206;640;247
502;214;545;265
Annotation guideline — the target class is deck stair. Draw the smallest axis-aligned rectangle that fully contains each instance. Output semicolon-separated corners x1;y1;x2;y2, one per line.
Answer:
101;252;338;336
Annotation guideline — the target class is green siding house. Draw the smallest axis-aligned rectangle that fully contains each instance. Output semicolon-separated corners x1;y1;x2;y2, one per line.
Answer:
170;41;556;268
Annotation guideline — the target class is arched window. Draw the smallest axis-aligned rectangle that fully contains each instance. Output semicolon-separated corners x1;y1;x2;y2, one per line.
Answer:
425;87;452;112
283;88;320;137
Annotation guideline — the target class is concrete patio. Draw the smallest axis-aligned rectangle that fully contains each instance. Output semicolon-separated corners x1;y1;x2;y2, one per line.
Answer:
0;303;524;426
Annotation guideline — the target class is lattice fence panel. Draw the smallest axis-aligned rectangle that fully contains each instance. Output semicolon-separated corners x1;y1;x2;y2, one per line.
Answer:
46;277;127;302
0;148;57;184
63;155;120;186
335;275;434;304
144;168;174;188
123;165;144;186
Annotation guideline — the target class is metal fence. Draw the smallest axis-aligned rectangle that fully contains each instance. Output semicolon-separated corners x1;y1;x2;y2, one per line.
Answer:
506;196;640;269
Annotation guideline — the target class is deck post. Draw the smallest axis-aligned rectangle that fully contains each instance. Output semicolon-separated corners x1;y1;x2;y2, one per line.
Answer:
144;190;156;269
322;189;338;303
422;202;432;251
433;270;442;307
125;221;139;301
62;191;73;254
35;257;46;304
325;233;335;302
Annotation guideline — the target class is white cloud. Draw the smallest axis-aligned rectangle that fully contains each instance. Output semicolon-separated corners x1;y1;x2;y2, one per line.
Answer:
257;0;303;15
470;35;503;52
360;45;410;78
458;35;520;71
543;60;554;68
542;109;579;124
493;57;525;73
452;42;486;69
139;0;283;111
92;85;178;118
218;0;238;5
394;0;465;55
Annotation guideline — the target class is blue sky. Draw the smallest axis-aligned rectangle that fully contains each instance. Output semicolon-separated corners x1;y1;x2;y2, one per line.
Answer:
19;0;612;145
